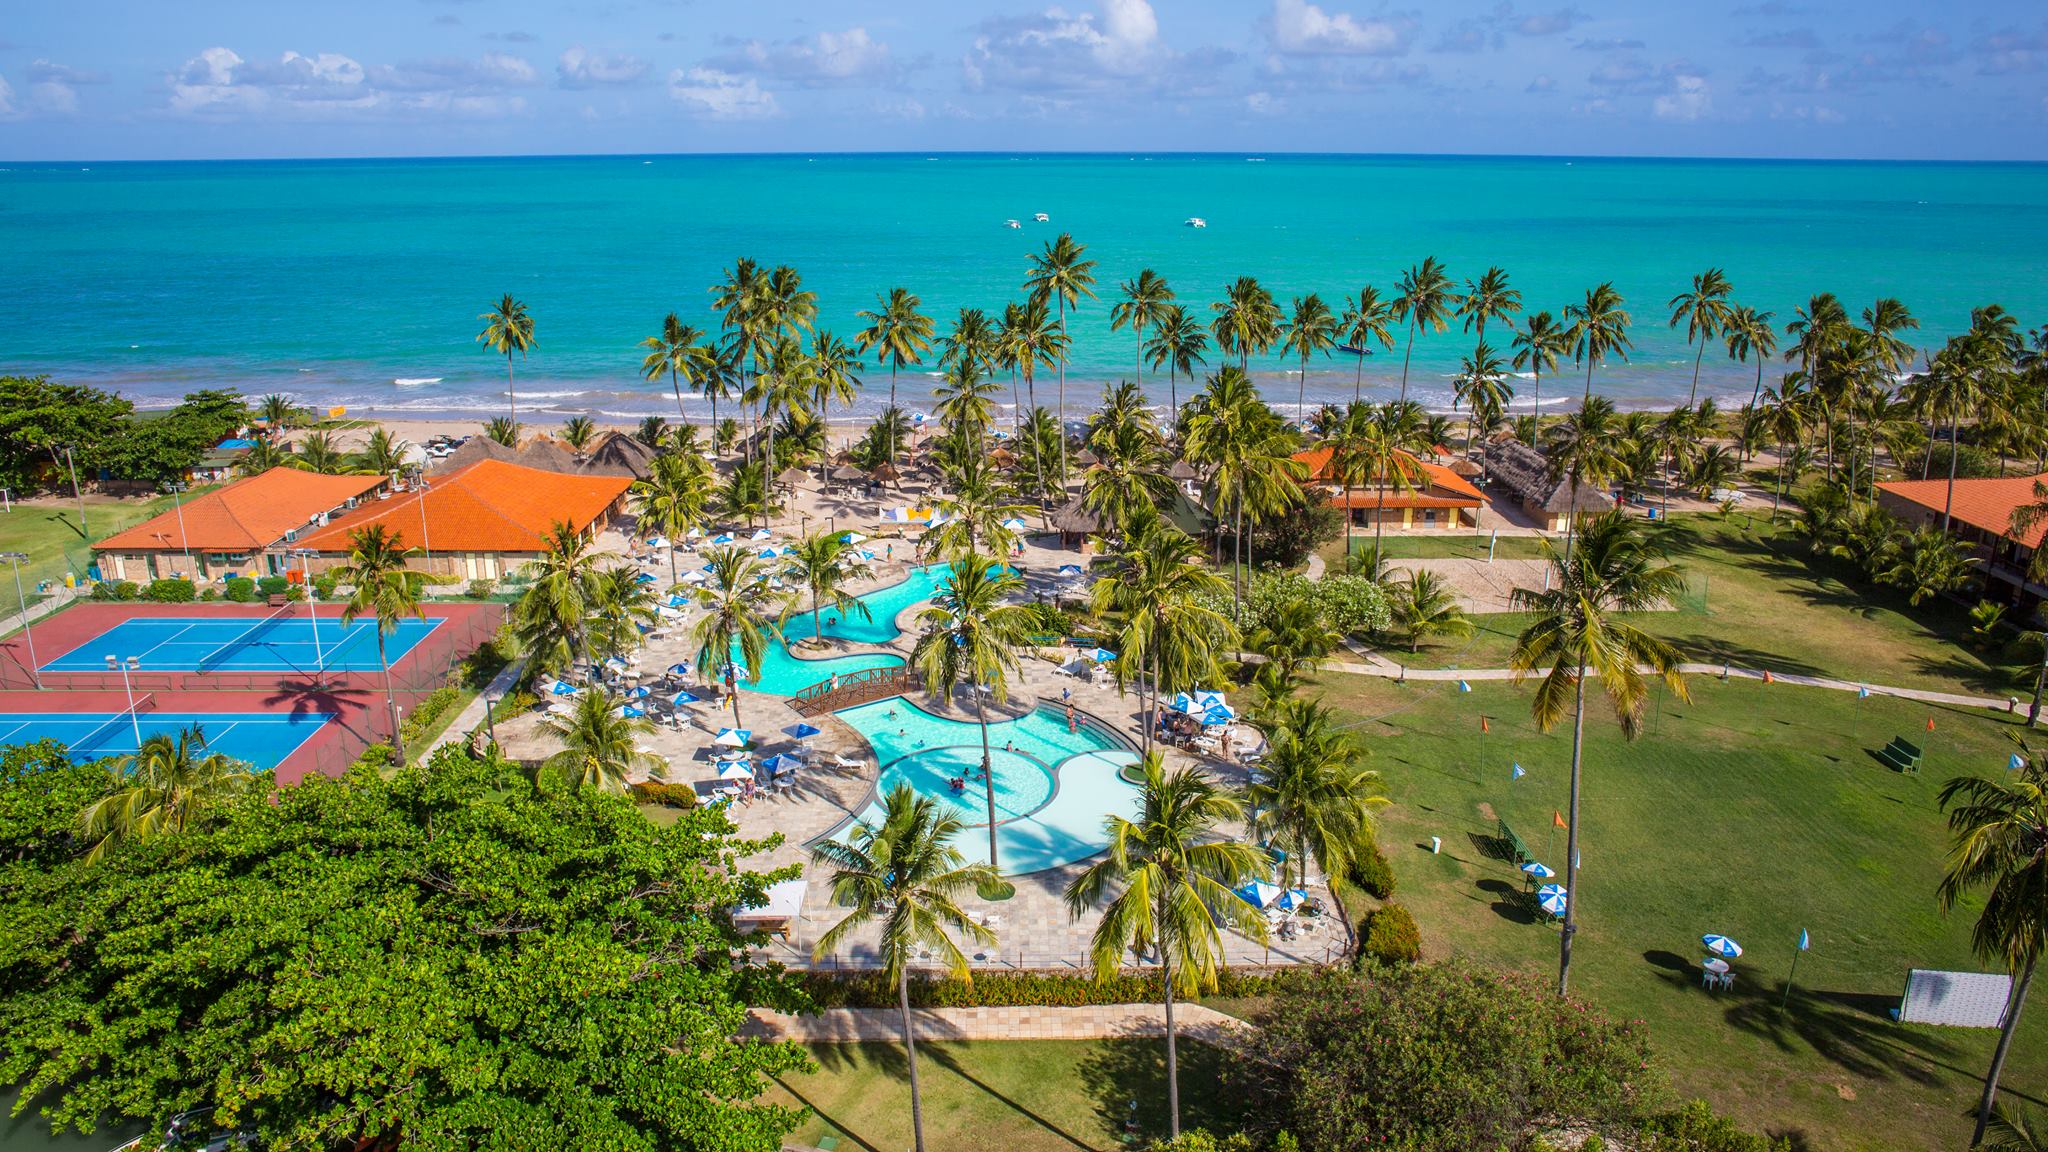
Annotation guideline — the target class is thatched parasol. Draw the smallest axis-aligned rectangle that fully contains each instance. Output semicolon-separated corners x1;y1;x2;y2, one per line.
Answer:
870;461;902;483
830;464;869;482
776;466;811;489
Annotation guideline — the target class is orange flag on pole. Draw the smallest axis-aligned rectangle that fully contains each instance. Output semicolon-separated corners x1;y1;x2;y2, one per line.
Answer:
1481;715;1490;733
1762;669;1774;684
1927;716;1936;732
1553;810;1567;829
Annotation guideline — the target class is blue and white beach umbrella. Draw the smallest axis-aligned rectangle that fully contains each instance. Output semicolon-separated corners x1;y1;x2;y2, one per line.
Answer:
1520;861;1554;879
549;680;579;696
666;594;690;608
751;528;773;541
841;531;867;544
758;546;782;559
1276;887;1311;910
1057;563;1084;576
1235;880;1283;908
1202;704;1237;726
668;662;692;676
717;761;754;781
669;690;700;706
625;685;652;699
787;722;822;739
614;704;646;718
1000;517;1028;530
711;533;734;545
1538;886;1569;916
604;656;628;669
634;572;656;584
1087;647;1118;663
646;535;669;549
1702;934;1743;958
713;727;752;748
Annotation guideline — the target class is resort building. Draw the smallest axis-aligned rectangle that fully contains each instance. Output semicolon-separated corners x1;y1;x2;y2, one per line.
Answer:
1047;490;1210;551
93;468;389;583
1877;473;2048;601
1479;439;1615;531
294;458;635;581
1290;446;1486;531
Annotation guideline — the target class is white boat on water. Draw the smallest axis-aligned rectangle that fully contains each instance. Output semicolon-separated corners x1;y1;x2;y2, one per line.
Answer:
1003;218;1021;229
1184;217;1207;228
1033;212;1050;222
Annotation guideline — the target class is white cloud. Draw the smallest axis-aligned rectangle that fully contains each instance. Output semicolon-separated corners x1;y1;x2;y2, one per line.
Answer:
31;82;79;114
1246;90;1282;114
0;74;17;120
166;46;535;119
667;67;779;119
557;47;649;89
962;0;1168;93
28;60;109;85
1653;72;1711;120
714;27;899;86
1270;0;1413;57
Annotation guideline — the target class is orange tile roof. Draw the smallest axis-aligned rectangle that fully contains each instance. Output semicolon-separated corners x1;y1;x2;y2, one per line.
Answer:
295;458;634;554
1291;446;1484;507
1878;473;2048;549
96;468;387;553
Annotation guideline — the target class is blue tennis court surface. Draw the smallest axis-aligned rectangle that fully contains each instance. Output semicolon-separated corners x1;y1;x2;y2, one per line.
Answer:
0;711;334;771
40;615;442;673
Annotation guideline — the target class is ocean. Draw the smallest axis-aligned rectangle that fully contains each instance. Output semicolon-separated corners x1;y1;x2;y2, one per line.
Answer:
2;152;2044;423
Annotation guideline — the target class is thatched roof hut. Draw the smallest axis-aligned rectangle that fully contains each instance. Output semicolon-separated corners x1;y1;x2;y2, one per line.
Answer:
830;464;869;483
870;461;902;484
434;435;517;474
579;431;657;480
1481;440;1613;520
775;466;812;489
516;437;581;474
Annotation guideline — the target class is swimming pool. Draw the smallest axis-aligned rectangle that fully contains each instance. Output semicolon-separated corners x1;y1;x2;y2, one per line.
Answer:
0;710;333;771
733;564;953;695
829;698;1143;873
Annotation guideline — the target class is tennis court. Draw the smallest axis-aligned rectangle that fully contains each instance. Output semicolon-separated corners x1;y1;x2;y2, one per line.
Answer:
0;707;335;771
39;614;443;673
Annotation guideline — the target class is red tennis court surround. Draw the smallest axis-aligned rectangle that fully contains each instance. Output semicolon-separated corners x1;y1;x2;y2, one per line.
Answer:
0;601;506;783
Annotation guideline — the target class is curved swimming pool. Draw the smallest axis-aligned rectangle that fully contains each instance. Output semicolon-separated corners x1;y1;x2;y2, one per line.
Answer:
731;564;952;695
827;698;1142;873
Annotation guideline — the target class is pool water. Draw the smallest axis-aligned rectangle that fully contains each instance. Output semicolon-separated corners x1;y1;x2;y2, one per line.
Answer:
830;698;1142;873
733;564;951;695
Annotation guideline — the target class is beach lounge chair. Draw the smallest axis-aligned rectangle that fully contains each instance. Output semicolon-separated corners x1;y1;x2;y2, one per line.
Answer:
831;753;864;770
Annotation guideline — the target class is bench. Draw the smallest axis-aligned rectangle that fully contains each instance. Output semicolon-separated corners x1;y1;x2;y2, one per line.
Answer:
1879;736;1923;774
1497;818;1531;865
266;593;289;608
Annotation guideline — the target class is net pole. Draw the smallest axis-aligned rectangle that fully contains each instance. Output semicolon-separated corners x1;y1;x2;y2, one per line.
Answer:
298;552;327;689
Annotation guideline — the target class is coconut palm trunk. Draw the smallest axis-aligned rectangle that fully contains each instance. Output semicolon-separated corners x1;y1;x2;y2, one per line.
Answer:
1557;659;1587;996
1158;892;1183;1139
1975;957;2037;1147
899;965;929;1152
1687;340;1706;408
670;367;688;427
1398;318;1417;403
1354;349;1366;404
1057;299;1069;494
975;689;999;868
379;632;405;763
1943;411;1963;532
505;355;519;426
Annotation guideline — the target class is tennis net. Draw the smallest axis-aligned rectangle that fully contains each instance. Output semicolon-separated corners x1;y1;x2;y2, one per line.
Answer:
195;604;300;674
70;692;157;755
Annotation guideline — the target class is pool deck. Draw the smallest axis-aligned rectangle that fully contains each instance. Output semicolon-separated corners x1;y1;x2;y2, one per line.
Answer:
493;540;1346;971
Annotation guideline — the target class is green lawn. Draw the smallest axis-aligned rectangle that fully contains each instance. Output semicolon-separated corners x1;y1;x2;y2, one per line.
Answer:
0;488;220;618
1308;670;2045;1152
763;1039;1242;1151
1321;530;1553;564
1364;515;2031;697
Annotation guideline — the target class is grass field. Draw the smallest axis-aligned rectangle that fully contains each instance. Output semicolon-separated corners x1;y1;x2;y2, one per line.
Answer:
0;488;220;618
1307;669;2045;1152
1361;515;2030;698
762;1039;1243;1151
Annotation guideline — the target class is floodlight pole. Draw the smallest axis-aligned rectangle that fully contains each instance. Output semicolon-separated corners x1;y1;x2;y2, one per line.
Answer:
292;548;327;689
105;654;142;746
1;552;42;689
162;481;194;578
62;446;87;540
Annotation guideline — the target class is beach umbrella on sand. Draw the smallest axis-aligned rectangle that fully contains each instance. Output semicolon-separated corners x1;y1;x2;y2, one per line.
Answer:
1086;647;1118;663
666;593;690;607
717;761;754;781
634;572;657;584
1057;563;1085;576
1000;517;1029;531
1235;880;1283;909
1201;704;1236;726
1538;885;1568;916
1702;934;1743;959
667;662;693;676
758;546;782;559
685;527;702;540
625;685;652;699
614;704;646;718
681;570;707;584
711;533;734;545
669;690;700;707
786;722;822;740
1520;861;1554;880
549;680;579;696
841;531;868;544
713;727;751;748
646;535;669;549
1275;887;1311;911
750;528;773;541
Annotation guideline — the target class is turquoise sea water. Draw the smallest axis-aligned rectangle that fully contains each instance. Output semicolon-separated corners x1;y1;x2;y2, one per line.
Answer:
3;153;2044;417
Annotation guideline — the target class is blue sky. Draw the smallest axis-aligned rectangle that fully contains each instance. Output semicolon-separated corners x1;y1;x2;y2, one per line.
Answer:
0;0;2043;161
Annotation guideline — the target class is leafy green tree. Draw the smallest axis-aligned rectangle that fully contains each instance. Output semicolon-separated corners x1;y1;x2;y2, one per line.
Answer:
586;563;659;664
1112;269;1176;388
352;426;408;476
1511;310;1572;426
512;521;605;677
1094;517;1236;754
0;376;134;494
1395;568;1475;652
1509;511;1688;995
1247;696;1386;942
1453;342;1514;453
1145;303;1210;418
1565;282;1633;403
291;430;349;475
1066;755;1268;1139
538;687;662;793
1669;268;1734;407
910;556;1035;870
1724;304;1780;412
1339;286;1398;405
1210;275;1282;372
256;393;299;436
810;786;997;1152
633;452;715;585
78;726;263;862
0;745;810;1150
1457;265;1522;345
1003;299;1067;510
1245;595;1339;692
332;524;424;762
477;293;536;426
641;312;715;429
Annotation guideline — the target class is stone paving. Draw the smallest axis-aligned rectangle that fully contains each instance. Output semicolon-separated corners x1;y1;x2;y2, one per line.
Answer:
744;1003;1248;1047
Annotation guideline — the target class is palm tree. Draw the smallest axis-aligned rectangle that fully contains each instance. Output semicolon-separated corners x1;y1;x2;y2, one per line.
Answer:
1065;755;1268;1139
808;329;864;485
256;393;298;437
1332;400;1429;560
1938;749;2048;1146
1453;341;1514;454
585;563;660;666
811;786;997;1152
1392;257;1454;403
1145;303;1210;420
753;335;815;474
910;556;1036;871
1508;511;1689;996
1025;233;1099;488
1092;519;1235;755
1246;696;1386;943
1510;310;1571;427
538;688;662;794
1914;338;1989;532
292;431;348;475
1339;286;1398;405
1246;595;1340;691
1005;299;1067;514
636;415;668;448
1111;269;1175;388
1723;305;1780;411
1669;269;1734;407
929;453;1032;559
1279;293;1340;421
1081;420;1175;543
1981;1104;2048;1152
477;293;536;426
1396;568;1474;651
560;415;598;454
1210;275;1281;372
782;531;873;642
633;453;714;585
1546;395;1625;559
1458;266;1523;347
331;524;424;763
483;416;519;448
640;313;714;429
1182;370;1306;613
237;439;289;475
1565;282;1633;402
855;287;936;465
689;545;790;727
512;520;606;676
933;361;1005;452
351;427;408;476
78;725;261;862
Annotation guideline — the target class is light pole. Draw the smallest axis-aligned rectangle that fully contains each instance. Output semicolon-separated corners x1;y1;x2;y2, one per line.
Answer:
61;446;87;540
484;693;500;746
103;654;143;746
291;548;327;689
162;481;194;578
0;552;42;689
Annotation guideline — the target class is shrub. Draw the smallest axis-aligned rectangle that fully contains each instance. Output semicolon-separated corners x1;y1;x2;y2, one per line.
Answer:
1235;962;1662;1152
466;579;495;600
256;575;288;597
312;572;340;601
224;577;258;603
351;743;394;772
1352;840;1395;898
399;686;464;751
799;968;1293;1011
1632;1101;1793;1152
631;781;698;809
200;588;221;601
142;578;195;603
90;581;140;602
1144;1133;1257;1152
1360;903;1421;965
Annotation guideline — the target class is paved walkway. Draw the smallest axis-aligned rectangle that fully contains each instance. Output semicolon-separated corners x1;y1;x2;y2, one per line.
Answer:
1331;649;2016;712
745;1003;1247;1047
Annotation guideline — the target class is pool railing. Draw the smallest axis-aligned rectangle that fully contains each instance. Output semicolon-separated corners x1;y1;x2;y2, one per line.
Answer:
790;665;920;716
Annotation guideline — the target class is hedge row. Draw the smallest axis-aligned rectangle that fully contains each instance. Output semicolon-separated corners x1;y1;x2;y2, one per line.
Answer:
797;967;1302;1010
